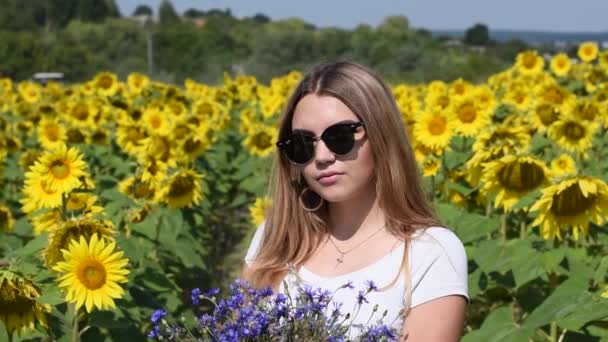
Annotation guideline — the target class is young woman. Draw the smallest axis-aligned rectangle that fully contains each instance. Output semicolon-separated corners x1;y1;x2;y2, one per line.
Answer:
242;61;469;341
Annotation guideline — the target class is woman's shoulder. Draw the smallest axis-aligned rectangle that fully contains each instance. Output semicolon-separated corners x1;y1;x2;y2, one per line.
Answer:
409;226;467;269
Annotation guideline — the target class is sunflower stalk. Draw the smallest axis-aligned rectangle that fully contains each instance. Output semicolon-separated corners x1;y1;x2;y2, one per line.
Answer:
500;214;507;242
71;305;80;342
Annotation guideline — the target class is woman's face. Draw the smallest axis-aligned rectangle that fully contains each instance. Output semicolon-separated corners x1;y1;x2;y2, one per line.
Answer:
291;94;375;203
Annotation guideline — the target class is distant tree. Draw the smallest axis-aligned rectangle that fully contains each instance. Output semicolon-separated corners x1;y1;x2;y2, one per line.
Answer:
464;23;490;46
159;0;179;25
251;13;270;24
76;0;119;22
183;8;205;18
132;4;153;16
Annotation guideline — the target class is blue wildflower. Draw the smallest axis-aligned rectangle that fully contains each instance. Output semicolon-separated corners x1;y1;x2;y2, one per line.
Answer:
365;280;379;292
357;290;369;305
204;287;220;297
150;309;166;324
148;325;161;339
191;288;201;305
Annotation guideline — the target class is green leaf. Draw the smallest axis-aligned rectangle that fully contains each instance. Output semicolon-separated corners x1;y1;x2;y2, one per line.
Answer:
38;284;66;305
12;233;48;259
446;181;476;196
462;307;535;342
437;203;500;244
524;277;588;328
530;133;551;152
511;189;541;211
505;239;545;288
444;150;471;170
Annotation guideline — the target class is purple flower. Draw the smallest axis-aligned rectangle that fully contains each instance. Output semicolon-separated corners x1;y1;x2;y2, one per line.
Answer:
357;290;369;305
204;287;220;297
365;280;379;292
148;325;160;339
341;280;355;289
150;309;166;324
191;288;201;305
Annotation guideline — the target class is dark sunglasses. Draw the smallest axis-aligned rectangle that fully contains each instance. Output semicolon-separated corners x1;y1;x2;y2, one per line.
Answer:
276;121;366;164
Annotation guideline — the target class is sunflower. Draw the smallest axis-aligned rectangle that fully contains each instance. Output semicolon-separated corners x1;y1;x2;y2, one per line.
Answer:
550;53;571;77
260;95;283;119
449;78;473;99
0;205;15;232
481;155;551;212
448;97;490;137
65;192;104;216
28;144;88;194
53;234;129;313
127;72;150;95
243;124;278;158
31;209;62;235
142;106;172;136
18;82;42;104
68;100;98;127
116;121;148;155
18;149;41;172
535;82;574;110
421;156;442;177
249;197;272;227
177;130;213;163
119;175;157;202
578;41;599;62
599;51;608;71
548;117;598;155
138;135;175;166
0;270;49;336
413;109;454;152
529;100;561;133
65;127;87;144
531;177;608;240
472;125;530;157
550;154;577;179
516;51;545;75
93;72;119;97
37;118;66;150
20;173;63;214
159;169;203;209
44;216;116;266
503;87;532;111
15;120;34;136
564;98;601;123
138;155;168;186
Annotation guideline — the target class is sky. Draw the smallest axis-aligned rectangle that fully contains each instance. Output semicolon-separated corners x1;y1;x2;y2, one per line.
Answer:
116;0;608;32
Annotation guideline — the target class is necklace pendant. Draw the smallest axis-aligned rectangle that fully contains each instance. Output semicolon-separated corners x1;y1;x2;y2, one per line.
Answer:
337;256;344;264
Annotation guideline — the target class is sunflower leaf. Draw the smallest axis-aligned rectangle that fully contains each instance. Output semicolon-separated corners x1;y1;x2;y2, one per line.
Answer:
38;284;66;305
530;133;551;153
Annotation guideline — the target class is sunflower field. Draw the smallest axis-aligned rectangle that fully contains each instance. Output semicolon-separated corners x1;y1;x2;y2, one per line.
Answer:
1;42;608;341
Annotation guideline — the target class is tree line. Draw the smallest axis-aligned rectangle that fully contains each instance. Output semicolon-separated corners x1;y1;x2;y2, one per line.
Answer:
0;0;529;84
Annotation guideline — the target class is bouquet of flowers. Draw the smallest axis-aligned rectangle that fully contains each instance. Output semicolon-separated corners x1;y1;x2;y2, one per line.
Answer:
146;276;401;342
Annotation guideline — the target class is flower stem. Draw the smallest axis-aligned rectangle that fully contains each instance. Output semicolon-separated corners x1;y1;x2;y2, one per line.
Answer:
72;305;80;342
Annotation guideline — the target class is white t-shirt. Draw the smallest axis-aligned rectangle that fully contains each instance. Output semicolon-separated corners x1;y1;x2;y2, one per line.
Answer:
244;222;469;339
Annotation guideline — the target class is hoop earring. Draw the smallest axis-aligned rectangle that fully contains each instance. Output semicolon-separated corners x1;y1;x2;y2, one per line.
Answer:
299;187;324;212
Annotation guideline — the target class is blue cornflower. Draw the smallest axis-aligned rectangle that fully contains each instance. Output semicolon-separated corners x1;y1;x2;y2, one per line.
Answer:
150;309;166;324
357;290;369;305
274;293;287;304
148;325;161;339
341;280;355;289
328;336;346;342
365;280;379;292
191;288;201;305
204;287;220;297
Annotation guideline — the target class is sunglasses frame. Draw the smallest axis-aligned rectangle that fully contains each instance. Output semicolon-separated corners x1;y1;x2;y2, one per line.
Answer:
276;121;366;165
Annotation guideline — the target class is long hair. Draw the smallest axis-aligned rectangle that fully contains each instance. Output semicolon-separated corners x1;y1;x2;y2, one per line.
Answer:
242;60;443;317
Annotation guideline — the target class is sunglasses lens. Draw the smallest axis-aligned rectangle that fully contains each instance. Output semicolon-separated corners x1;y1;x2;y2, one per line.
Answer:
286;134;314;164
324;124;355;155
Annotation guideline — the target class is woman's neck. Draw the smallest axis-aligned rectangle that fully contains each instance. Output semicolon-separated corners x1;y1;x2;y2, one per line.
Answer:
326;182;385;241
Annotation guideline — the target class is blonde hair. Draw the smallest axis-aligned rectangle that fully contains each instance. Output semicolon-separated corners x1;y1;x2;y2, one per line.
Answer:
242;60;443;318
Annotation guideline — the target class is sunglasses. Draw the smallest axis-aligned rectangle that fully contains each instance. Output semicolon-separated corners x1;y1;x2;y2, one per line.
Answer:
276;121;366;164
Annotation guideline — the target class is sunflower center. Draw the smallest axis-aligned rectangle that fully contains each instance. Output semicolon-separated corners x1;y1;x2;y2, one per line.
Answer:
537;104;559;126
550;182;596;217
67;194;87;211
184;138;202;153
195;103;214;118
522;54;537;69
252;132;272;149
427;116;447;135
498;160;546;192
575;103;597;121
50;159;70;179
0;209;9;227
562;121;585;141
72;104;89;121
542;87;566;104
457;104;477;123
67;128;86;143
168;174;195;199
0;285;37;316
98;76;113;90
77;259;107;290
149;115;162;129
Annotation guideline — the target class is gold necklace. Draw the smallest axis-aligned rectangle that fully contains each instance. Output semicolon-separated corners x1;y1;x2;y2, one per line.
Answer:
327;224;387;268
